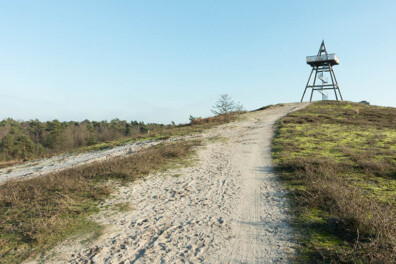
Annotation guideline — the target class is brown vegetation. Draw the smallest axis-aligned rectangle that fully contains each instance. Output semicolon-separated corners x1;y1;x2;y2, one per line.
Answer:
0;140;199;263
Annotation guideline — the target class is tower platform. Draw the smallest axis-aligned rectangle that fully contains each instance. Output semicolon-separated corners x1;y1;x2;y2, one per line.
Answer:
306;54;340;66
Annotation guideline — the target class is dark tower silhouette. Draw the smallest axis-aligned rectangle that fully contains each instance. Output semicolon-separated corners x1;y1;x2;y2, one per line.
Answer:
301;41;343;102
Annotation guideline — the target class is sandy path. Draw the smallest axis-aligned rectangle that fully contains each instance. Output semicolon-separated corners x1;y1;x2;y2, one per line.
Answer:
0;138;186;185
29;103;307;264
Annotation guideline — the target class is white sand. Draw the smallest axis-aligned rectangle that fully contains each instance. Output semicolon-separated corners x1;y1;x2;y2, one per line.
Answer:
0;138;186;184
27;103;308;264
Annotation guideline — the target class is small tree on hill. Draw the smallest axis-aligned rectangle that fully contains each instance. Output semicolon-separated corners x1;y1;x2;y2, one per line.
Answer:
212;94;237;115
234;101;244;112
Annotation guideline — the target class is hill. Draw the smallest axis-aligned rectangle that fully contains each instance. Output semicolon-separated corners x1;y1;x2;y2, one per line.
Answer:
0;104;304;263
273;101;396;263
1;101;395;263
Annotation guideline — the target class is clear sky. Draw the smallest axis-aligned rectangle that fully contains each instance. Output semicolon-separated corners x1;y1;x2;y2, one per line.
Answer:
1;0;395;124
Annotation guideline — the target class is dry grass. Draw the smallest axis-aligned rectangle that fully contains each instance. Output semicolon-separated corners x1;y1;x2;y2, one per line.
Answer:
0;140;200;263
0;160;21;169
273;101;396;263
190;112;242;125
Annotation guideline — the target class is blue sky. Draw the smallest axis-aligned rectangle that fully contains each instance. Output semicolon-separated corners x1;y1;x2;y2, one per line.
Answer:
1;0;395;124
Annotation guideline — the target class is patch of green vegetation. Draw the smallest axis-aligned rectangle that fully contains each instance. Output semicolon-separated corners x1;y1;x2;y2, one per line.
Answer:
310;230;346;249
299;208;327;224
273;101;396;263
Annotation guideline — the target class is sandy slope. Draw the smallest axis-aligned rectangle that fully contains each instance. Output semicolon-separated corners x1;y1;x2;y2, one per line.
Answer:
0;138;185;185
28;103;307;264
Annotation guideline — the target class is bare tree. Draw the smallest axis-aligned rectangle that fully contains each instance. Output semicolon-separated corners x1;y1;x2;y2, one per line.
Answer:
234;101;244;112
212;94;238;115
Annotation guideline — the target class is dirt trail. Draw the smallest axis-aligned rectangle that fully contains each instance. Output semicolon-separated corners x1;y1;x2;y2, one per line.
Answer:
28;103;307;264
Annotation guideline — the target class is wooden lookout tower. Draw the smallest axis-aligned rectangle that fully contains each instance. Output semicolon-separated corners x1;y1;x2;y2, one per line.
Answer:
301;41;343;102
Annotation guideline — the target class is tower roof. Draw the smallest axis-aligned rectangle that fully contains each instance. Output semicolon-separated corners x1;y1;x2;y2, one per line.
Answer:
306;41;339;66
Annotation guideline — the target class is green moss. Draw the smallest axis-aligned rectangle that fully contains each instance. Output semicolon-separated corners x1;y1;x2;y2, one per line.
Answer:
299;208;327;224
310;230;345;249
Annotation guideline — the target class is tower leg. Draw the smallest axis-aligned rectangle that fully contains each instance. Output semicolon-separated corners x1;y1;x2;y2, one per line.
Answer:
333;85;339;101
301;68;314;102
328;65;338;101
338;88;343;101
310;88;315;102
330;66;343;101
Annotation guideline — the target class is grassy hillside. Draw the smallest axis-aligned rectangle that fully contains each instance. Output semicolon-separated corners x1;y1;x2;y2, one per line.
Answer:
273;101;396;263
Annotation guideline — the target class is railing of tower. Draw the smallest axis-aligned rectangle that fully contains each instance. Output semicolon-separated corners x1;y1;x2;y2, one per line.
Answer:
306;54;339;64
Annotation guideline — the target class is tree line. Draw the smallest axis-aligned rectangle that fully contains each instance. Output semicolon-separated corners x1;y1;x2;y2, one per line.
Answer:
0;118;164;161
